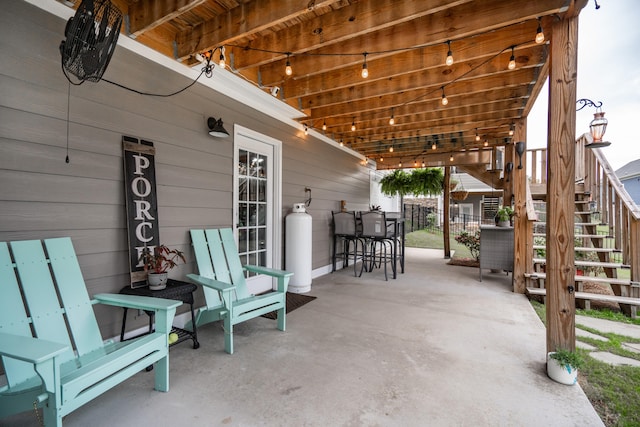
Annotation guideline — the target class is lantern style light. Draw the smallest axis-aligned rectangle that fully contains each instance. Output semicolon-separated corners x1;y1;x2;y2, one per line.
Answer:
590;110;608;142
586;109;610;148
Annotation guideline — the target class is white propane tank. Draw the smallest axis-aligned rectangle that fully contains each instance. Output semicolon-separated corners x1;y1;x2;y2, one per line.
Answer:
285;203;312;293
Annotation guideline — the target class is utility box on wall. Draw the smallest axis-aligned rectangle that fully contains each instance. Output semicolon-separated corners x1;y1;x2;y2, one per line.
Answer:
285;203;312;293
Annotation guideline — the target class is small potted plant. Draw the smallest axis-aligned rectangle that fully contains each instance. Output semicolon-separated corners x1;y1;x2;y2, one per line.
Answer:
547;348;584;385
495;206;514;227
138;244;186;290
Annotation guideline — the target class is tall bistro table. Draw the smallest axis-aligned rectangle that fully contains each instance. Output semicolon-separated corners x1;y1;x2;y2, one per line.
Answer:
385;212;406;279
119;278;200;349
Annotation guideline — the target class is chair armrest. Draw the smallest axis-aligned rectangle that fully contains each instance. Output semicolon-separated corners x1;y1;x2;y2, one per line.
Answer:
93;293;182;311
187;274;236;292
243;265;293;278
0;332;68;364
243;265;293;293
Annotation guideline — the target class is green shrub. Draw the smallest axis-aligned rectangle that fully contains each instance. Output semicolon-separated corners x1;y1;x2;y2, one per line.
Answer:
454;230;480;261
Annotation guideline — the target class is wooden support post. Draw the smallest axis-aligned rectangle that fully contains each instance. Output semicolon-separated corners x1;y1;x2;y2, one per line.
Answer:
545;14;580;353
443;166;451;259
512;119;528;294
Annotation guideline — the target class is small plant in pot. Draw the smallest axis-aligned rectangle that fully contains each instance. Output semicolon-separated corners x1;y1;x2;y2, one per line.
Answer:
138;244;186;290
547;348;584;385
495;206;514;227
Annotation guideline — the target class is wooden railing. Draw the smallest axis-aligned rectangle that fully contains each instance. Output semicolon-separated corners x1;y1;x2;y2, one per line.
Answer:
580;134;640;280
524;147;548;185
524;134;640;301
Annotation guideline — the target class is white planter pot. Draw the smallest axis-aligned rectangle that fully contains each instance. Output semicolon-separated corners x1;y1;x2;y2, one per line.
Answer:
148;272;168;290
547;352;578;385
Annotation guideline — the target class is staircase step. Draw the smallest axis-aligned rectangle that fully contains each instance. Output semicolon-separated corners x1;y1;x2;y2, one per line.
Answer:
524;272;637;286
533;222;603;227
533;233;611;239
532;245;618;253
532;258;630;269
574;246;620;253
526;288;640;305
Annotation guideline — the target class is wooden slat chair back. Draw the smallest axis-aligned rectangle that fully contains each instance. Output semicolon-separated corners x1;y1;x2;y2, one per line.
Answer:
0;238;181;427
187;228;293;354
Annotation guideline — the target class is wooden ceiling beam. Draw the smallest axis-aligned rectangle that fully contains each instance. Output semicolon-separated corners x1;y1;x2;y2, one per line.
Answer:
229;0;473;71
329;99;522;134
343;109;520;142
297;64;538;111
174;0;339;61
306;84;530;126
279;41;545;101
374;150;494;169
128;0;206;38
260;18;547;87
235;0;564;75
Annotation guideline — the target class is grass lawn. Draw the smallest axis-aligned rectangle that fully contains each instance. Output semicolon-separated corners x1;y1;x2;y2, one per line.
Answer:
405;229;474;259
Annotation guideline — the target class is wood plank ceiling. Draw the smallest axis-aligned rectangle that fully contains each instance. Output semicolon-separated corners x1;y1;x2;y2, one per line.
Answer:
79;0;578;168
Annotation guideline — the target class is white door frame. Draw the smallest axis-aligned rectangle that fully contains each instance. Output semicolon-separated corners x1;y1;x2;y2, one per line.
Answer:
233;125;283;278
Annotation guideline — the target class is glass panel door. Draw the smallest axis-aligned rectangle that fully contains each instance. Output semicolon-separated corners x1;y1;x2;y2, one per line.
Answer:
237;149;268;276
234;125;281;295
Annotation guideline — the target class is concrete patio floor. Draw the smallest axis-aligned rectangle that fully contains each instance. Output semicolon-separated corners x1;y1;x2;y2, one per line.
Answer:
4;247;603;426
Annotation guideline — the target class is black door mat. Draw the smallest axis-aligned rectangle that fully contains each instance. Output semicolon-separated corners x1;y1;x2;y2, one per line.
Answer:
261;292;317;319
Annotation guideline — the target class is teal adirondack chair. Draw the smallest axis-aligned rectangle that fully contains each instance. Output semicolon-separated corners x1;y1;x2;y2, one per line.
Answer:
0;238;182;426
187;228;293;354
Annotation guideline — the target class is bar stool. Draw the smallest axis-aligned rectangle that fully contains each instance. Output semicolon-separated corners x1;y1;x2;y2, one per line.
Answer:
359;210;396;281
332;211;365;276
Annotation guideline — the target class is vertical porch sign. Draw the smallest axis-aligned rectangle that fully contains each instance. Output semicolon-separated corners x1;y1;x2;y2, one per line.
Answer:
123;136;160;288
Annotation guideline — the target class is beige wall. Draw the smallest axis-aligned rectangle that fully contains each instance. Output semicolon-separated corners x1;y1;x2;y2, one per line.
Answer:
0;1;370;336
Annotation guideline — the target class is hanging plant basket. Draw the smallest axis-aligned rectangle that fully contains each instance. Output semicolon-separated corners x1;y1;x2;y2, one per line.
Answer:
451;190;469;201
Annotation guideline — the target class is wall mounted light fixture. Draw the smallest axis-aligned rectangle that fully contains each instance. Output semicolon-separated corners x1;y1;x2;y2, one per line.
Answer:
505;161;514;182
576;99;610;148
207;117;230;138
515;141;525;169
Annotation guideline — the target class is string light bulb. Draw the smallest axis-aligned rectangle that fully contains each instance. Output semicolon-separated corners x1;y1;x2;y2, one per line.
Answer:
380;156;384;162
389;108;395;125
432;142;437;150
285;53;292;76
483;139;488;147
414;160;418;167
339;139;344;146
445;40;454;66
351;119;356;131
218;46;226;69
322;121;327;131
361;53;369;78
535;18;545;44
422;159;426;167
475;129;480;142
399;161;402;168
449;154;454;162
509;123;515;136
441;87;448;106
508;46;516;70
389;145;394;153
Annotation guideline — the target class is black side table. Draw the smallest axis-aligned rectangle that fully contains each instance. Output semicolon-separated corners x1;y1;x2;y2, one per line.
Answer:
119;278;200;349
